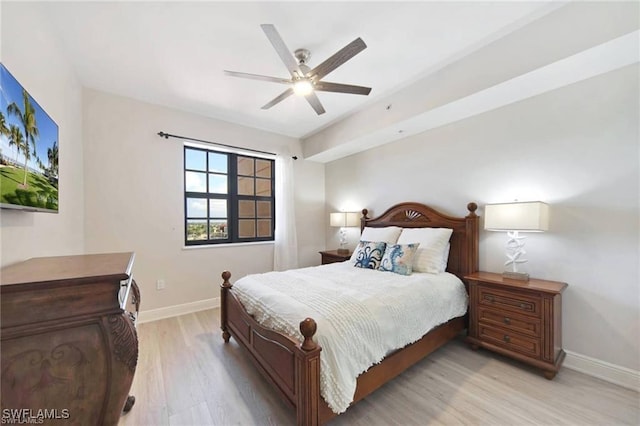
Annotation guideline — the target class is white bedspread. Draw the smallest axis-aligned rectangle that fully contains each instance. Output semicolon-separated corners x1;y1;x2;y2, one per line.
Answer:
231;261;468;414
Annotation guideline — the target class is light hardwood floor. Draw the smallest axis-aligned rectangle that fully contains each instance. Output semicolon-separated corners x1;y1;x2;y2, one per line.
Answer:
120;309;639;425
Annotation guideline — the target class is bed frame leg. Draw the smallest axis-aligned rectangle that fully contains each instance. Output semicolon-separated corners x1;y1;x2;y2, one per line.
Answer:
220;271;232;343
296;318;322;426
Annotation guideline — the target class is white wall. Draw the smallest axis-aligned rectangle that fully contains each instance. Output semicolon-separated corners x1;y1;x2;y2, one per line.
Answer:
324;65;639;371
82;89;325;311
0;2;84;267
303;1;639;163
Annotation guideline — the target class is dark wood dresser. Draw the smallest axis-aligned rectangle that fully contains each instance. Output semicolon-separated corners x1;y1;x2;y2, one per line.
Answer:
0;252;140;425
465;271;567;379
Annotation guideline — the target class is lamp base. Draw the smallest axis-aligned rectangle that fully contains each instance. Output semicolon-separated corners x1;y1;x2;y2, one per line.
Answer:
503;271;529;281
337;248;350;255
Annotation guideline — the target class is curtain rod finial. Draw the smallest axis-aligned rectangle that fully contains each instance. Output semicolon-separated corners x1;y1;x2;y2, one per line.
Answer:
158;131;169;139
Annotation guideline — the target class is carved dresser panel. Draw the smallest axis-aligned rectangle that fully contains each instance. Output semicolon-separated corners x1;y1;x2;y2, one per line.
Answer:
1;252;139;425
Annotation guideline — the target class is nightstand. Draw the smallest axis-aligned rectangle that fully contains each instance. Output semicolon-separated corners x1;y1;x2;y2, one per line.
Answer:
465;271;568;379
319;250;352;265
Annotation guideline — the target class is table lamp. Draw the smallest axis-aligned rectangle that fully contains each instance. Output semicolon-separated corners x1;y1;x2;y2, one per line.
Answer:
330;212;360;254
484;201;549;281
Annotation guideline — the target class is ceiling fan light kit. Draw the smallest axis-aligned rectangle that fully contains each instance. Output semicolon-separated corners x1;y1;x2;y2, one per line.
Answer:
293;79;314;96
224;24;371;115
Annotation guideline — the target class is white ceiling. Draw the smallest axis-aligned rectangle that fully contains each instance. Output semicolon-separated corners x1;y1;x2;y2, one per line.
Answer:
40;1;558;139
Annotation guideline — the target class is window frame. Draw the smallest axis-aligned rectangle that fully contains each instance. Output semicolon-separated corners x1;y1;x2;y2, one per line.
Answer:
183;145;275;246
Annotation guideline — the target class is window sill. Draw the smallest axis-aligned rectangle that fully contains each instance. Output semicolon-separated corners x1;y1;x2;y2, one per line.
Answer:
182;240;274;250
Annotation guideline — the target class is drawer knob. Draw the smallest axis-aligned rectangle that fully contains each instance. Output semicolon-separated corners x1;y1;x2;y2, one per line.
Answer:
504;317;511;325
503;335;511;343
519;303;527;309
486;296;495;303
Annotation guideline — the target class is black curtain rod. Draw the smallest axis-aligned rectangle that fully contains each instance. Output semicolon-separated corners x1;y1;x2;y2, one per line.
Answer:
157;131;297;160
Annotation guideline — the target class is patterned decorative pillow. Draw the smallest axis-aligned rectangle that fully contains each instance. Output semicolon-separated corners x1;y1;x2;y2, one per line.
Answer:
379;243;420;275
353;241;387;270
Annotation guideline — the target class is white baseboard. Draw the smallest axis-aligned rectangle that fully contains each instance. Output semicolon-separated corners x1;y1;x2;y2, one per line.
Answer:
137;297;220;324
564;350;640;391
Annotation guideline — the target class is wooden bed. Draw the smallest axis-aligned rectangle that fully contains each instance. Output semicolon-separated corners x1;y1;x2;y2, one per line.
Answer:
220;202;479;425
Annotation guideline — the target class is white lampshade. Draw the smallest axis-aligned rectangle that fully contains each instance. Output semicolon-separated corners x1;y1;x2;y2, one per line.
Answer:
330;212;360;227
484;201;549;232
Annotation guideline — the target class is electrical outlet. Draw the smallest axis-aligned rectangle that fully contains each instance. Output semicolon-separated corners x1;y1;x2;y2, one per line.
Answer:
156;279;166;290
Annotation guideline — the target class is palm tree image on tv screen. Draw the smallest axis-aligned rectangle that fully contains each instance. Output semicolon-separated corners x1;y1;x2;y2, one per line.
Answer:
0;63;59;213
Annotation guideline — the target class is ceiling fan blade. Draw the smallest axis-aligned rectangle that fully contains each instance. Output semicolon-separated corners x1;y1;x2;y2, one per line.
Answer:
305;92;326;115
260;24;303;78
224;70;291;84
309;38;367;81
314;81;371;95
261;88;294;110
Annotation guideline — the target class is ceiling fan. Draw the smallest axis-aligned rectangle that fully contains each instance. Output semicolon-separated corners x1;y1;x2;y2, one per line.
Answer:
224;24;371;115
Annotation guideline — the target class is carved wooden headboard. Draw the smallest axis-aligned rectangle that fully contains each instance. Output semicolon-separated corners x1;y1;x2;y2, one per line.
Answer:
361;202;479;280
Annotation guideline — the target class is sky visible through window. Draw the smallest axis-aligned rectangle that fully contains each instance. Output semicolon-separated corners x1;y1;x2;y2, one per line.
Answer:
185;149;228;217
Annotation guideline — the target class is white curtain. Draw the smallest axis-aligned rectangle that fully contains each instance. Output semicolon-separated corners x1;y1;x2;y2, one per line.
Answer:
273;153;299;271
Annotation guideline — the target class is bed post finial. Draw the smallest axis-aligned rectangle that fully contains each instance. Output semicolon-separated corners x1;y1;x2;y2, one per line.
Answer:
300;318;318;351
361;208;369;232
467;202;478;217
221;270;232;288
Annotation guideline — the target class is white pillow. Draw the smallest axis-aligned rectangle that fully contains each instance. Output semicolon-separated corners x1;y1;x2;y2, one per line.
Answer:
350;226;403;262
397;228;453;273
440;243;451;272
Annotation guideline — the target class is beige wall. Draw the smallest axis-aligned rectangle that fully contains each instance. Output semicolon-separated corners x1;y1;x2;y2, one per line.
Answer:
0;2;84;267
82;89;325;311
324;65;639;371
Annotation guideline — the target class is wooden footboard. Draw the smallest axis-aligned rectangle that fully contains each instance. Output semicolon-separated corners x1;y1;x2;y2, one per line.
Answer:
221;271;322;425
221;271;465;426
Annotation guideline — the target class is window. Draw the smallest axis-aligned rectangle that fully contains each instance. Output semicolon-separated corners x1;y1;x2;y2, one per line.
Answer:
184;145;275;245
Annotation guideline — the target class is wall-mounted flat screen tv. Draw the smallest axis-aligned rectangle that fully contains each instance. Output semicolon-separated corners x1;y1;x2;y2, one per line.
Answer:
0;63;59;213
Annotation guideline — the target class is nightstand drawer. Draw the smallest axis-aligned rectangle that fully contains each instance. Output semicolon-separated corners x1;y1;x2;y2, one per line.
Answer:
478;286;540;317
478;308;541;338
479;324;541;358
